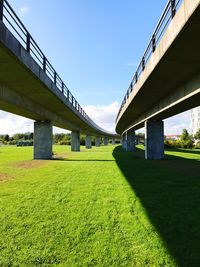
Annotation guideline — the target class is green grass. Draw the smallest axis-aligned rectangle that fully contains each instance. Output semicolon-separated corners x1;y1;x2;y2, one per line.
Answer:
0;145;199;266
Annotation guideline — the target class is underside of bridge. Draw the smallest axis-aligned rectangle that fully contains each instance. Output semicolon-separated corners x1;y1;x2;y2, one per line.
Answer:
116;0;200;159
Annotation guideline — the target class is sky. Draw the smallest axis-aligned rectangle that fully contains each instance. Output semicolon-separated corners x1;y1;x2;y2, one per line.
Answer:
0;0;191;135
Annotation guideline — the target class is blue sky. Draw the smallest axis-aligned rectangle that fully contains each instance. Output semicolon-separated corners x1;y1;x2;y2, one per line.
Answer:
0;0;190;134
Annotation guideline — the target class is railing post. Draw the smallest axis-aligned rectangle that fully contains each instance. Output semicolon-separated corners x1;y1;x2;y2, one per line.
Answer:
130;82;133;92
0;0;3;22
26;33;31;53
171;0;176;18
43;56;46;73
152;34;156;52
135;71;138;83
142;56;145;71
67;90;69;99
61;82;64;93
54;72;57;85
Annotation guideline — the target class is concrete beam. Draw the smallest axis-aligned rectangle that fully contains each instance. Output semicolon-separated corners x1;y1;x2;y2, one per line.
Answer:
104;137;108;146
85;135;92;149
34;121;52;159
95;136;100;147
71;131;80;151
145;120;164;160
126;130;135;152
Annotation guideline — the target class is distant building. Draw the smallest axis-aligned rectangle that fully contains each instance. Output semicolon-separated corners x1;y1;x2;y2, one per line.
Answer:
191;107;200;135
165;135;180;140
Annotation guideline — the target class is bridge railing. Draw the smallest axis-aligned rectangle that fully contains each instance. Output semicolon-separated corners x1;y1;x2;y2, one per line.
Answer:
116;0;182;121
0;0;91;123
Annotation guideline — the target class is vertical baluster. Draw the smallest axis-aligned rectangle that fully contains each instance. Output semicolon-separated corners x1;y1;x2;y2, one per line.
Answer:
0;0;4;22
171;0;176;18
54;72;57;85
43;56;46;72
142;56;145;71
152;34;156;52
26;33;31;53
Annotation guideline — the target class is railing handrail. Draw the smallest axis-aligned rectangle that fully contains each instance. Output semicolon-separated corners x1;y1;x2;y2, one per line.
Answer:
116;0;182;122
0;0;114;135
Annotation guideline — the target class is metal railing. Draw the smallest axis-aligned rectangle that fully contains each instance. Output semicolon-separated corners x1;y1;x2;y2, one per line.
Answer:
116;0;182;121
0;0;92;123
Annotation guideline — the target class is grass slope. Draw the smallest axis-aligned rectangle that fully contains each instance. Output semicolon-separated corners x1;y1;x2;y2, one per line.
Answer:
0;145;199;266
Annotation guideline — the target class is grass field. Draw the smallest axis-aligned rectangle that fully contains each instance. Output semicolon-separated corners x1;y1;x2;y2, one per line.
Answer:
0;145;199;266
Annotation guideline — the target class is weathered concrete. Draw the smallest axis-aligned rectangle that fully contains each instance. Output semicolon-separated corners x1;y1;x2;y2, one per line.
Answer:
71;131;80;151
104;137;108;146
95;136;101;147
145;121;164;160
112;138;115;145
122;133;126;149
116;0;200;134
126;130;135;152
34;121;52;159
85;135;92;149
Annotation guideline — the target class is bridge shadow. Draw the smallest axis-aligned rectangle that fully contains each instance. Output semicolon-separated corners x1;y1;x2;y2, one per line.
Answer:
113;146;200;266
52;157;115;162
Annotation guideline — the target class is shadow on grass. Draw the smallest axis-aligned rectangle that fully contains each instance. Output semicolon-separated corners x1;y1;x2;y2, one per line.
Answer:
113;146;200;267
52;157;115;162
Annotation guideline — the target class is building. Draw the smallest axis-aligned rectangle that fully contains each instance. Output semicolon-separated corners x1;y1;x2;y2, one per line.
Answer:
191;106;200;135
165;135;180;140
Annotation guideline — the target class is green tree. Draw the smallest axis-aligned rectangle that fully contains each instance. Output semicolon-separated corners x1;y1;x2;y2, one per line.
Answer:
180;129;193;148
194;128;200;140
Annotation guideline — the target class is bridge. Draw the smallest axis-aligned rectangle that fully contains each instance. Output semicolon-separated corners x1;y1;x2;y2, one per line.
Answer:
116;0;200;159
0;0;118;159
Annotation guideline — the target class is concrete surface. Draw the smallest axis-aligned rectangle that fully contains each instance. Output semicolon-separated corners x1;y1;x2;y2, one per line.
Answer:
126;130;135;152
71;131;80;152
145;121;164;160
34;121;52;159
95;137;101;147
116;0;200;134
85;135;92;149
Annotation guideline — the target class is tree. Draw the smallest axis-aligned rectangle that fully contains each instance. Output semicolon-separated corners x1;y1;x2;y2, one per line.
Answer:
194;128;200;140
180;129;193;148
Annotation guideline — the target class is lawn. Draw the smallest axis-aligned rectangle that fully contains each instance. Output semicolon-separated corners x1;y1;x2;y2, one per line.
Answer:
0;145;199;266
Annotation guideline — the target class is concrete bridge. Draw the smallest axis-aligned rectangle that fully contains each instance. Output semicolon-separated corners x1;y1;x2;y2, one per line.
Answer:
0;0;118;159
116;0;200;159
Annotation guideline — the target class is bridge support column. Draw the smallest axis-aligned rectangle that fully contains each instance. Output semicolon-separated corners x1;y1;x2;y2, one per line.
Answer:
104;137;108;146
112;138;115;145
126;130;135;152
34;121;52;159
85;135;92;149
71;131;80;151
145;120;164;160
122;133;126;149
95;136;100;147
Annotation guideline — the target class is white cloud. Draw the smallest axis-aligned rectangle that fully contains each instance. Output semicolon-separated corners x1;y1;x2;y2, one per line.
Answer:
164;111;191;135
84;101;120;133
0;111;33;135
19;6;29;16
0;106;191;136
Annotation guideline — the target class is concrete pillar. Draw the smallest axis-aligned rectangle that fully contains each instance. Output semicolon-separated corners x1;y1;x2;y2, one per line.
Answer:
95;136;100;147
104;137;108;146
85;135;92;149
145;120;164;160
71;131;80;151
126;130;135;152
34;121;52;159
112;138;115;145
122;133;126;149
